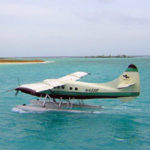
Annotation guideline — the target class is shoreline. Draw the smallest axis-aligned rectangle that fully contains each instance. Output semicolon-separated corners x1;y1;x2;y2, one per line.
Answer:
0;60;54;65
0;59;45;64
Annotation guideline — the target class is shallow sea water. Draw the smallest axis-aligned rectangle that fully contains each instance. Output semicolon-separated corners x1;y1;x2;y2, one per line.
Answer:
0;57;150;150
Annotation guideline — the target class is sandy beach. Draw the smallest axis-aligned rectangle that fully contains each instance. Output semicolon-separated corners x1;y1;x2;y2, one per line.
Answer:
0;61;54;65
0;59;50;64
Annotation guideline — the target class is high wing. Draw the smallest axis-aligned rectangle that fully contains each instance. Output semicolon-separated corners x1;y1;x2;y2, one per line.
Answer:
18;80;65;93
16;72;88;93
59;72;89;81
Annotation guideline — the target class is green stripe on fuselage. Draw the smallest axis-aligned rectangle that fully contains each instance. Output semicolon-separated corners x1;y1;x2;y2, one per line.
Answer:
50;91;139;97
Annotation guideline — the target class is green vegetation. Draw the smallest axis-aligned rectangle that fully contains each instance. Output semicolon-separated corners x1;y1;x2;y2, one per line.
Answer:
84;55;131;58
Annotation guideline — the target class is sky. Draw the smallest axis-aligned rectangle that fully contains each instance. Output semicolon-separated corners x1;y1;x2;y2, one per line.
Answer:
0;0;150;57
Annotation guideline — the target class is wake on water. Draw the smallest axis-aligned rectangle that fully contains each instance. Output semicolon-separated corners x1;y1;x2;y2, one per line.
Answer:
11;101;141;115
12;107;29;114
11;106;103;114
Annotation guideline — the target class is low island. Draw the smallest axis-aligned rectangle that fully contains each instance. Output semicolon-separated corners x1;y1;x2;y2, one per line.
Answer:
84;55;131;58
0;59;45;64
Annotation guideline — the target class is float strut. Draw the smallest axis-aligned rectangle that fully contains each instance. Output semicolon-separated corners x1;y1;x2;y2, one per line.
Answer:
59;97;62;108
42;100;46;107
68;98;72;108
52;98;58;107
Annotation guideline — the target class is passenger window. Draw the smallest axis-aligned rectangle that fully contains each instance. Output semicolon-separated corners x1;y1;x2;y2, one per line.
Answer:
70;87;72;90
75;87;78;91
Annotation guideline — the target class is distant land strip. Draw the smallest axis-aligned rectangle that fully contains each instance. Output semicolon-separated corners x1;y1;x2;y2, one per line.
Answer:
0;59;45;64
84;55;131;58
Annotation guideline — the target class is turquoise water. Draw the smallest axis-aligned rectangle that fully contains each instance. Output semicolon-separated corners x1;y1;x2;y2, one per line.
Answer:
0;57;150;150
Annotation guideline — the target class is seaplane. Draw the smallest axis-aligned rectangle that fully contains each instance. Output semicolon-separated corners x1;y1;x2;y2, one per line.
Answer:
13;64;140;113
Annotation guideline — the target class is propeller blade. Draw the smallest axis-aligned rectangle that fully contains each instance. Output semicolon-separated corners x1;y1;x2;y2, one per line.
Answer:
4;88;15;93
15;90;19;96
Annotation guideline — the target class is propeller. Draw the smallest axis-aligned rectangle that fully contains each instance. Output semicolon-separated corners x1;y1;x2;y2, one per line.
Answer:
5;88;15;93
15;90;19;96
4;88;20;96
4;77;21;96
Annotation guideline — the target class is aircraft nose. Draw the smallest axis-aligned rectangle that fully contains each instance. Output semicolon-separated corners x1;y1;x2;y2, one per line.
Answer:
15;87;36;95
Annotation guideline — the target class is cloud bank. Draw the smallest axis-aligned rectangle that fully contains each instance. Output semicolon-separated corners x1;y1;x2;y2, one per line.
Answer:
0;0;150;56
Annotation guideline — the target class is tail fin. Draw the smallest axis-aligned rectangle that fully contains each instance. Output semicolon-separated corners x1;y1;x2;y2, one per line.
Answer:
118;64;140;101
105;64;140;102
118;64;140;89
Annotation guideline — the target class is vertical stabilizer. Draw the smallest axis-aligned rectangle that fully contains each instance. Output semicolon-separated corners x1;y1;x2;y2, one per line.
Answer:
118;64;140;101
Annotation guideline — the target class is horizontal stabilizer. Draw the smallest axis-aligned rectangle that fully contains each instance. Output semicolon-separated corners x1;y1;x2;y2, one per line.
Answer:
117;82;135;89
